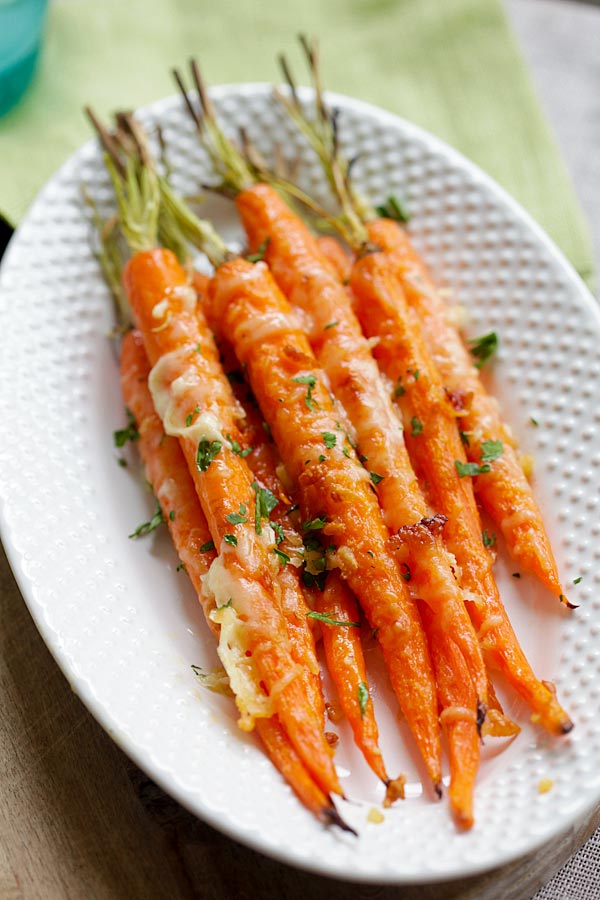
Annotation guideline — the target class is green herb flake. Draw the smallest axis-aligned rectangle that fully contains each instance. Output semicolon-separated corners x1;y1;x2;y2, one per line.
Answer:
324;320;339;331
375;194;411;224
400;563;411;582
410;417;423;437
247;237;270;263
195;343;202;354
573;576;583;585
252;481;279;535
370;472;384;485
367;550;375;558
292;374;319;411
196;439;222;472
114;408;139;448
262;421;272;439
117;457;127;468
217;598;232;611
455;460;491;478
460;431;471;447
306;610;360;628
128;500;164;539
318;454;326;462
530;416;539;427
357;681;369;718
223;534;238;547
394;378;406;398
322;432;337;449
169;510;176;522
227;434;253;458
302;515;328;532
200;540;215;553
468;331;498;369
342;446;351;458
176;562;186;572
186;406;200;427
482;530;496;548
226;511;247;525
273;547;291;567
480;439;503;463
302;570;328;591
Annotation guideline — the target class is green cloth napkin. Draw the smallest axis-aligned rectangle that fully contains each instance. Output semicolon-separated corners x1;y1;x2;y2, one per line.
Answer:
0;0;593;283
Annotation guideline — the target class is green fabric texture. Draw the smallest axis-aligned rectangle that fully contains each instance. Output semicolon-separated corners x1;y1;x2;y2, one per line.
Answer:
0;0;593;282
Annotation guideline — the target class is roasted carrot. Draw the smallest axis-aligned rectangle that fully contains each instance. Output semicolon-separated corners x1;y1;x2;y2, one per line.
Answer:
419;602;479;831
235;182;487;707
120;328;340;823
315;573;388;784
316;235;353;284
351;253;572;735
365;217;569;604
209;256;442;788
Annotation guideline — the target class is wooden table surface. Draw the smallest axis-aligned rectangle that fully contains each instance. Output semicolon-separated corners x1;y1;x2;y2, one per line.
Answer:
1;1;599;898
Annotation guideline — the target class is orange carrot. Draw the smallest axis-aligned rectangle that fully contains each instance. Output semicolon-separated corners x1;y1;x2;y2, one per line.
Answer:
315;573;388;783
235;183;487;707
209;255;442;788
316;235;353;284
119;328;341;822
419;602;480;830
366;217;569;603
350;251;572;735
122;247;341;797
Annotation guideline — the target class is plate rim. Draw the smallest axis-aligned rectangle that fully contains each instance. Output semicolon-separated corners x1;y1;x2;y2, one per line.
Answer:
0;82;598;885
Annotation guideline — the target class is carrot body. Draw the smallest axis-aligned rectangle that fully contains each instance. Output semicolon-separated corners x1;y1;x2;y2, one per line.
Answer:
236;183;487;705
367;218;565;600
316;235;353;284
350;252;572;735
119;328;331;819
122;248;341;797
316;573;388;783
209;256;442;787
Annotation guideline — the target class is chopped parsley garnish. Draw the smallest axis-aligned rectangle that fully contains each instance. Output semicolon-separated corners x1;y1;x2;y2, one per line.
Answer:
302;515;327;532
322;432;337;449
460;431;471;447
169;510;176;522
272;522;285;544
262;421;272;439
246;237;270;263
273;547;291;567
530;416;539;427
302;570;328;591
176;562;186;572
367;550;375;558
468;331;498;369
480;439;503;462
410;417;423;437
573;576;583;585
128;500;164;539
375;194;411;224
318;454;326;462
114;408;139;447
200;540;215;553
292;374;318;411
357;682;369;718
186;406;200;427
195;343;202;354
342;446;351;458
216;598;232;610
455;460;491;477
370;472;384;485
324;320;339;330
226;511;247;525
394;378;406;398
227;434;253;457
411;368;420;381
224;534;238;547
252;481;279;535
196;439;222;472
117;457;127;468
482;530;496;548
400;563;411;582
307;610;360;627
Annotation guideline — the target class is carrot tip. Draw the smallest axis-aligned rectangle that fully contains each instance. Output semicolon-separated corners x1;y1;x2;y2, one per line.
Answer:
560;719;575;735
320;804;358;836
434;781;443;800
476;699;487;737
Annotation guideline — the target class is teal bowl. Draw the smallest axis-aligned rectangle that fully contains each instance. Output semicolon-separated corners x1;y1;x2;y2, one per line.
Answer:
0;0;48;117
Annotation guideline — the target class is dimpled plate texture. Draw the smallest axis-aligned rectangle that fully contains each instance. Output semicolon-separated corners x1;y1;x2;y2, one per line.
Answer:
1;85;600;884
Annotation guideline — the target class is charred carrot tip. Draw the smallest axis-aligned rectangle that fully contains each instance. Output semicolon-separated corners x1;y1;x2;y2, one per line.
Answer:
561;595;579;610
320;804;358;836
561;719;574;735
434;782;443;800
476;700;487;737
